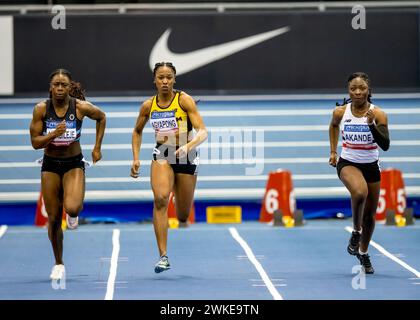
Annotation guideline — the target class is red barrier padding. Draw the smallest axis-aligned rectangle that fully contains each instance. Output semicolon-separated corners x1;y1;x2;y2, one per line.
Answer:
259;170;296;223
376;168;406;221
34;191;67;227
167;192;195;224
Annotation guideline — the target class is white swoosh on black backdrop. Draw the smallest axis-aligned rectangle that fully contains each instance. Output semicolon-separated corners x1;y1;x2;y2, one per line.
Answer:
149;26;291;76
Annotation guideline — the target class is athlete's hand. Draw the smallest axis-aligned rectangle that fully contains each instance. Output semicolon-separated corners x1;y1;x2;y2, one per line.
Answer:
366;108;376;125
174;144;189;159
329;151;338;167
130;160;140;178
92;148;102;164
53;120;67;137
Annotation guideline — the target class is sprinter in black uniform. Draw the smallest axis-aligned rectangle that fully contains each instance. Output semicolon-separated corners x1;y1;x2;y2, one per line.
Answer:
29;69;106;280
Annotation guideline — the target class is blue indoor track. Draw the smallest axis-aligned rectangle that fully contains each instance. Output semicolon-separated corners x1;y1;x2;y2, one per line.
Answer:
0;94;419;300
0;220;419;300
0;94;419;223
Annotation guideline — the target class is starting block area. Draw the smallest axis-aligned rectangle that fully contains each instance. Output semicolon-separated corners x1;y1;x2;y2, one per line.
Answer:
386;208;415;227
165;167;415;229
206;206;242;224
32;167;415;232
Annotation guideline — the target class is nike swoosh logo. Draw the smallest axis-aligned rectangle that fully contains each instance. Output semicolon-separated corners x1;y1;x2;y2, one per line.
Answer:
149;26;291;76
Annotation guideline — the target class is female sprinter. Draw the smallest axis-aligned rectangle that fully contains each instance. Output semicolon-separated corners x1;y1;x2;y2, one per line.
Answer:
30;69;106;280
131;62;208;273
329;72;390;274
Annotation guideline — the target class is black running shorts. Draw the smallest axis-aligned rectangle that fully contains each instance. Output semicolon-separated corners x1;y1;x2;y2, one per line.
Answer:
41;153;85;176
336;157;381;183
152;143;199;175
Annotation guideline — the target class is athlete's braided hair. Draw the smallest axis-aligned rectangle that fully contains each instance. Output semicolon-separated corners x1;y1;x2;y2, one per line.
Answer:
153;62;176;76
69;81;86;101
336;72;372;106
48;68;86;100
49;68;72;81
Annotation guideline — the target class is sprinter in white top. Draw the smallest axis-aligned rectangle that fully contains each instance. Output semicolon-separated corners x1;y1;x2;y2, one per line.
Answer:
329;72;390;274
340;103;379;163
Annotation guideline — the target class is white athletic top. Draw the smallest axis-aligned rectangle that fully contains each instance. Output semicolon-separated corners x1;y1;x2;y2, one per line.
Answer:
340;103;379;163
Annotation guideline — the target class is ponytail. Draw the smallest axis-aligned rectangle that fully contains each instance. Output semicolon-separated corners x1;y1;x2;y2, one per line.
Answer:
69;81;86;101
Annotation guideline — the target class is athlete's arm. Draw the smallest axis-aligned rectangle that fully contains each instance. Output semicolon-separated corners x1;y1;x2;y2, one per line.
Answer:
329;106;345;167
366;107;390;151
78;100;106;163
29;102;66;149
131;99;151;178
176;92;208;157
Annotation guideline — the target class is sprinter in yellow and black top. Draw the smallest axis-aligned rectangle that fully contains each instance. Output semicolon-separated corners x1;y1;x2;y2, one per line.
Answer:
131;62;208;273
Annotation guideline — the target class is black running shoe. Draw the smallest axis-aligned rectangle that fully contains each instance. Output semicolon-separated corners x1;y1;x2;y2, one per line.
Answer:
357;253;374;274
347;230;361;255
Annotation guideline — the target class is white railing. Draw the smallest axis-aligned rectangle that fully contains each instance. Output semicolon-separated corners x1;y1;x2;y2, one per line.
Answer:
0;2;420;14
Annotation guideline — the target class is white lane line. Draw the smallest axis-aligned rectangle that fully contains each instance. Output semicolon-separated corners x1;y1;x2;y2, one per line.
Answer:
2;92;420;104
4;186;420;202
252;284;287;287
105;229;121;300
2;108;420;119
0;225;8;239
237;254;265;260
229;227;283;300
0;175;315;185
1;124;420;135
100;257;128;261
249;278;285;281
345;227;420;278
0;141;330;151
1;156;420;168
2;140;420;151
4;173;420;185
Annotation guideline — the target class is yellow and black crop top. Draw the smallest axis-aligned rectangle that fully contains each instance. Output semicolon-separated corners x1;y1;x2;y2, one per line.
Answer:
149;91;192;135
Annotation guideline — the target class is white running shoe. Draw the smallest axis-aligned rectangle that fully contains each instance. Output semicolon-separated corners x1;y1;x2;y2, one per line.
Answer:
50;264;65;280
66;214;79;230
154;255;171;273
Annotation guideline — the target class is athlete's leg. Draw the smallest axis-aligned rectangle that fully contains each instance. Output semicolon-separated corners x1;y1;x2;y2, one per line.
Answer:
151;160;175;257
42;171;64;265
360;181;381;252
62;168;85;217
173;173;197;223
339;166;368;231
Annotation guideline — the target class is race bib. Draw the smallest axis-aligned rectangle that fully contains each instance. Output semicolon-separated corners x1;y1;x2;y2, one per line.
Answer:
150;110;179;132
343;124;373;144
45;120;77;146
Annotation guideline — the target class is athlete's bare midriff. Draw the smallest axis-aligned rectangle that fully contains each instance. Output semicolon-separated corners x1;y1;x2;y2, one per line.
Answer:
155;131;194;147
44;141;82;158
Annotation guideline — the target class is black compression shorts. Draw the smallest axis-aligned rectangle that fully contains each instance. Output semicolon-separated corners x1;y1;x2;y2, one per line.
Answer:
152;143;199;175
336;157;381;183
41;154;85;176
